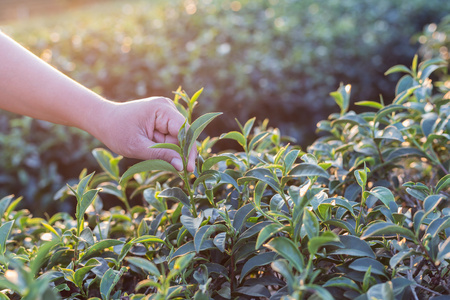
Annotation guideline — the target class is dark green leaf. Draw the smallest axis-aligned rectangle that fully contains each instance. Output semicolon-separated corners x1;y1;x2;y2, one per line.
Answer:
289;163;329;178
240;252;277;282
331;235;375;258
308;232;339;255
349;258;387;277
233;203;256;233
235;284;271;298
361;222;416;242
100;267;126;300
159;187;190;208
0;220;14;255
384;65;412;76
82;239;124;262
385;147;426;162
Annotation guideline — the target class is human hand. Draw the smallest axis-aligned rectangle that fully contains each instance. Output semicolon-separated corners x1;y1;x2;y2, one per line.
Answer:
91;97;196;172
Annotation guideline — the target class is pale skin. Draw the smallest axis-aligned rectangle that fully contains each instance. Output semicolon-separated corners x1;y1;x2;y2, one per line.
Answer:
0;32;196;172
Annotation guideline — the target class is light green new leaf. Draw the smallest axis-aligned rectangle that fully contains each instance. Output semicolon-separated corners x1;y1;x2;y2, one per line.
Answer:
168;252;196;280
220;131;246;149
82;239;124;261
149;143;182;154
120;159;179;183
184;112;222;157
384;64;412;76
92;148;121;179
76;172;95;197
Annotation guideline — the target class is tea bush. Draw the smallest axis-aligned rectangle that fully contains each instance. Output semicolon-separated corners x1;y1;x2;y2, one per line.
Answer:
2;1;450;213
0;54;448;299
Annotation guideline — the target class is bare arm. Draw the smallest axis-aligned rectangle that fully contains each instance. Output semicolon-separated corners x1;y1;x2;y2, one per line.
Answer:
0;32;195;171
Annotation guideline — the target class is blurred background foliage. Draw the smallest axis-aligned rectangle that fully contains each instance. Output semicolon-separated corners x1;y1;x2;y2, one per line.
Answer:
0;0;449;215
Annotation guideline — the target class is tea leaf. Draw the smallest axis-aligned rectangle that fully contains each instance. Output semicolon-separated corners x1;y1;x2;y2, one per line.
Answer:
120;159;179;183
0;220;14;255
126;257;161;277
159;187;191;208
265;237;304;272
149;143;182;154
240;252;277;282
233;203;256;233
100;267;126;300
361;223;416;242
220;131;246;148
184;112;222;157
289;163;329;178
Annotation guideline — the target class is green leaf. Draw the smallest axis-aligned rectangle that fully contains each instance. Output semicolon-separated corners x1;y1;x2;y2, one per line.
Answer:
82;239;124;262
323;220;355;235
181;214;203;237
374;105;405;125
366;186;395;208
378;125;404;142
190;87;204;105
435;174;450;194
74;264;98;289
0;220;14;255
120;159;179;183
30;240;59;277
355;101;383;109
184;112;222;157
303;209;319;239
76;172;95;198
158;187;190;208
349;257;387;277
100;267;126;300
240;252;277;282
149;143;182;154
92;148;121;179
419;64;445;80
220;131;246;148
437;236;450;264
330;83;351;115
243;117;256;138
76;189;99;234
390;249;414;269
323;277;361;292
367;281;395;300
194;225;212;253
248;131;270;152
202;154;236;172
265;237;304;272
238;168;281;193
233;203;256;233
331;235;375;258
168;252;196;280
385;147;426;162
125;257;160;277
143;188;166;213
384;64;412;76
213;232;227;253
0;195;13;223
423;195;444;213
308;232;339;255
288;163;329;178
426;216;450;239
235;284;271;298
361;222;416;242
255;223;284;249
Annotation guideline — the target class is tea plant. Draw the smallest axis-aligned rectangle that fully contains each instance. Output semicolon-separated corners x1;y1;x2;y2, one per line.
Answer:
0;55;448;300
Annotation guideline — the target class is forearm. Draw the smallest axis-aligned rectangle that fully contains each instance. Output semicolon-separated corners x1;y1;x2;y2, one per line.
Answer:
0;32;110;136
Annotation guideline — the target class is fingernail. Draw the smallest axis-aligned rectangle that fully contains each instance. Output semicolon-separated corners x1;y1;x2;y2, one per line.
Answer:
171;158;183;171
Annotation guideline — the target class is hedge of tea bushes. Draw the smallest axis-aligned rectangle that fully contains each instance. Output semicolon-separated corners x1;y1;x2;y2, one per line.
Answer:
0;0;449;213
